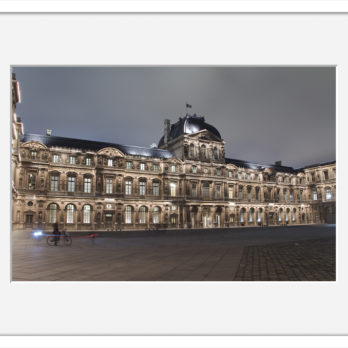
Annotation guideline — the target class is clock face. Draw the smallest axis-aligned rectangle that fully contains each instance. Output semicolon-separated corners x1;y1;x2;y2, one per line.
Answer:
106;204;112;209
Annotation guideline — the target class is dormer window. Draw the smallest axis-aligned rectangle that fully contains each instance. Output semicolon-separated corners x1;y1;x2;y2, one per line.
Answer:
171;165;176;173
108;159;113;167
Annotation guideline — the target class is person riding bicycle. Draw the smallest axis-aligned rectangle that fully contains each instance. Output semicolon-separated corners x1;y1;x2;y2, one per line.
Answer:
52;222;60;246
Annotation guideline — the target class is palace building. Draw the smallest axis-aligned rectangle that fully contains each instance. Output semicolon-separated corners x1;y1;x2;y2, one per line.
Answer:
11;74;336;231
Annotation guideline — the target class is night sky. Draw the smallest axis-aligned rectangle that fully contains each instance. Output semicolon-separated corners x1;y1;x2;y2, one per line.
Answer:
12;66;335;169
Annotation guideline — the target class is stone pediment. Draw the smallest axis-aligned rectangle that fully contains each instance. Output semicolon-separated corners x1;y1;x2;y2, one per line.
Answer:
187;130;223;143
97;147;125;158
21;141;48;151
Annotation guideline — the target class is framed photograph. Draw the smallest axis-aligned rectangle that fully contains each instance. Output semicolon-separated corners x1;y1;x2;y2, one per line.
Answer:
0;11;346;348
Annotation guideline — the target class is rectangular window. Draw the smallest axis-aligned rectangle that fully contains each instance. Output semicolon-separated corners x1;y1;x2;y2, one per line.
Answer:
25;215;33;224
68;177;75;192
333;168;336;178
228;186;233;199
171;165;176;173
153;164;158;172
126;161;132;169
215;185;221;199
311;172;315;182
202;183;210;198
246;173;251;180
256;188;260;200
299;190;303;201
153;182;159;196
108;159;113;167
84;177;92;193
247;188;251;200
53;154;59;163
324;170;329;180
83;206;91;224
86;157;92;166
326;189;332;200
170;182;176;197
238;187;243;199
139;181;146;195
106;179;113;194
290;192;293;202
69;156;76;165
140;163;145;171
192;183;197;197
283;189;287;201
313;191;317;201
30;151;37;160
228;171;232;178
238;172;242;180
50;176;59;191
125;207;132;224
192;166;197;174
254;174;258;181
216;168;221;176
125;180;132;195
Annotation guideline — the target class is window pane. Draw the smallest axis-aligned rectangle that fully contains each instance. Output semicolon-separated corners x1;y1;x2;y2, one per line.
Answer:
49;204;57;223
106;179;113;194
51;176;59;191
139;181;146;195
153;182;159;196
84;177;91;193
67;204;74;223
125;180;132;195
83;205;91;224
68;177;75;192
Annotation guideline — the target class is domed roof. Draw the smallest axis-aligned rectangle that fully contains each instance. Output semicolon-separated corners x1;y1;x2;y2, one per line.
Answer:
158;114;222;147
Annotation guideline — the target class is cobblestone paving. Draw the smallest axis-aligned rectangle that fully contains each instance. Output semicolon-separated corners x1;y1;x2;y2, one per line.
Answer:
12;225;335;281
234;237;335;281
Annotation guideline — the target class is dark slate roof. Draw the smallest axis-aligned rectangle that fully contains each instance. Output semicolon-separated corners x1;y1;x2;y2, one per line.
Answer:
158;114;222;147
297;160;336;170
226;158;299;174
21;133;174;159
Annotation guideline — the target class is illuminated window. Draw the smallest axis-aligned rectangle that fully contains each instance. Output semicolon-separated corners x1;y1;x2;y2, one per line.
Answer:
50;175;59;191
326;188;332;200
84;177;91;193
83;205;91;224
125;180;132;195
139;181;146;195
170;182;176;197
67;176;75;192
49;204;57;223
125;206;132;223
153;207;160;224
106;179;113;194
228;186;233;199
248;209;253;222
67;204;74;223
139;206;146;224
28;173;36;190
153;182;159;196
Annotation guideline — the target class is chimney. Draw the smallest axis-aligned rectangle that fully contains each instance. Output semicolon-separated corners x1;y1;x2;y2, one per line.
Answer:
275;160;282;166
164;119;170;145
46;129;52;136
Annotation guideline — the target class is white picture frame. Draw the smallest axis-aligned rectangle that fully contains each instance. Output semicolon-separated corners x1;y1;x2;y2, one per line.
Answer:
0;12;346;348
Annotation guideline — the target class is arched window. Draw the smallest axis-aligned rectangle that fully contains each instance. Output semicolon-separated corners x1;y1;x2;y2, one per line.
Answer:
213;147;219;160
248;208;254;222
125;206;132;224
292;208;296;222
240;208;245;223
153;206;160;224
257;209;262;223
49;203;57;223
83;205;91;224
278;209;283;222
285;208;290;222
67;204;74;223
139;206;146;224
67;176;75;192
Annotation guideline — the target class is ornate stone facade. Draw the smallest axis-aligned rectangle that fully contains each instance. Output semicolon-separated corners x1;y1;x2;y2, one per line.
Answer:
11;75;336;231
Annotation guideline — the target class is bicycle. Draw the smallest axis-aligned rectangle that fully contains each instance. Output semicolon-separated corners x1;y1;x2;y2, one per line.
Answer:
47;230;72;246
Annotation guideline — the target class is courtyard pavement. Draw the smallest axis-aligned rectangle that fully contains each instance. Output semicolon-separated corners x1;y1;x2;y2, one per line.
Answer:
11;224;335;281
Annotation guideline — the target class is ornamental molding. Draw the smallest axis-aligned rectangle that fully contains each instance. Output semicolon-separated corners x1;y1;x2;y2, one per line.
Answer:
97;147;125;158
21;141;48;151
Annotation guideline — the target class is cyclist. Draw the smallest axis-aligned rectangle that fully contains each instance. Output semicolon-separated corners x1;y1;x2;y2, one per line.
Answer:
52;222;60;246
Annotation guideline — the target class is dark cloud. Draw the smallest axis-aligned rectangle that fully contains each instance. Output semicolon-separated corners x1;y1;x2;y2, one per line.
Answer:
13;66;335;168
